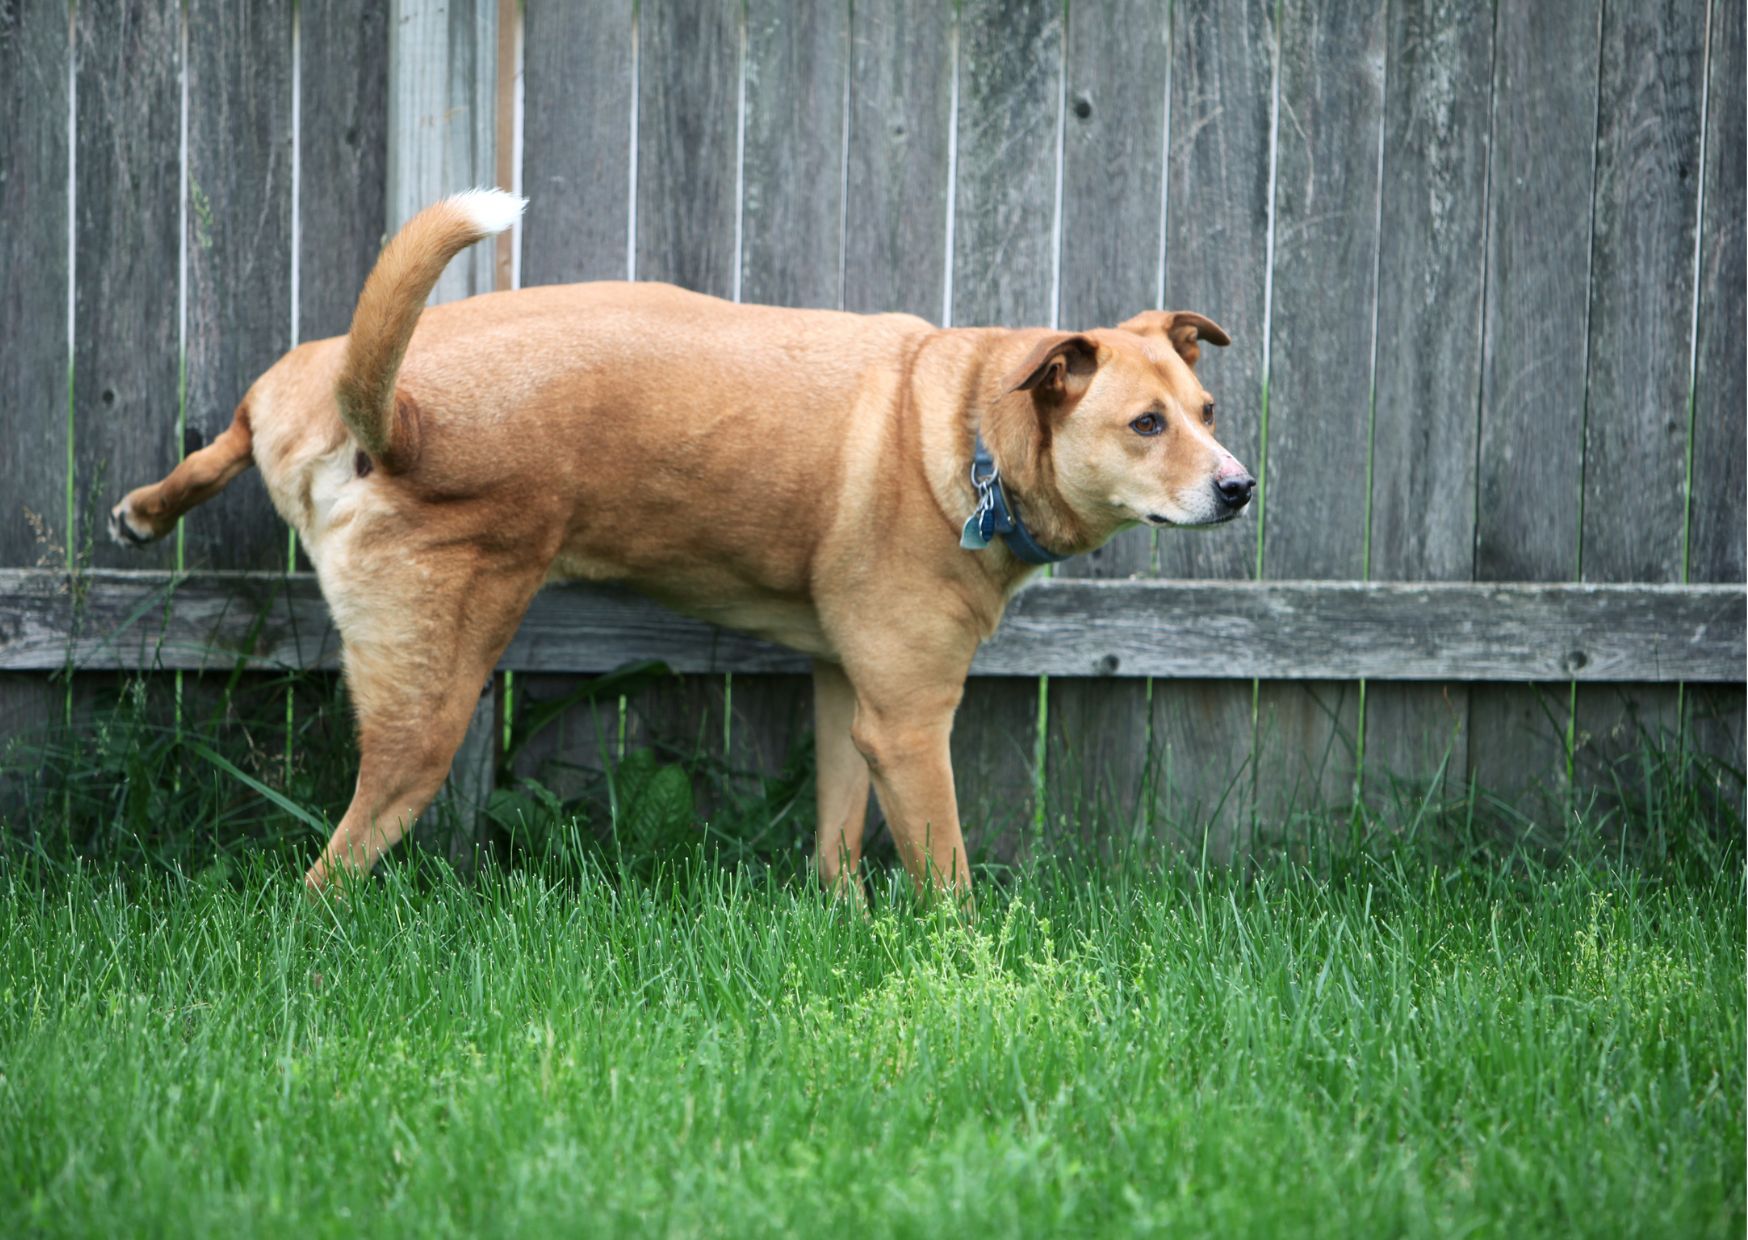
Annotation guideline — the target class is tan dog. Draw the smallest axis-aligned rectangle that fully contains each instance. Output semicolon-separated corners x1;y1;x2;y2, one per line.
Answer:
112;190;1253;897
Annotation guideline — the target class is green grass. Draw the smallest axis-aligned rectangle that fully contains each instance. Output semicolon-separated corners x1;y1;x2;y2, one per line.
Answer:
0;673;1743;1236
0;840;1740;1235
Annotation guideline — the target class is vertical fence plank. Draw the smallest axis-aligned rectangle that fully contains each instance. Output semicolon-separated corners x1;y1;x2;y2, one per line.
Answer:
1151;0;1277;860
184;1;294;573
625;0;741;787
389;0;498;301
1687;0;1747;782
512;0;635;802
842;0;952;322
949;0;1064;852
1363;0;1493;802
1690;0;1746;588
0;0;71;777
521;0;633;286
385;0;500;841
1252;0;1385;830
73;0;181;573
840;0;953;860
300;0;390;345
1045;0;1168;852
731;0;850;792
1469;1;1601;807
1574;0;1709;792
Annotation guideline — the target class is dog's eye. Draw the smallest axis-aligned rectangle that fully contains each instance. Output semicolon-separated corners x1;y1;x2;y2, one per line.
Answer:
1202;402;1215;425
1130;412;1165;437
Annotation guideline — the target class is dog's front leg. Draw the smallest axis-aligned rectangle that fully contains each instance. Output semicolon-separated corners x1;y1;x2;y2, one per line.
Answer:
842;665;972;901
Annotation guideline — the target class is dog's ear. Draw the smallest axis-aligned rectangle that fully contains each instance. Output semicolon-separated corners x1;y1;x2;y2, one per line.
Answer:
1118;310;1230;368
1003;333;1100;403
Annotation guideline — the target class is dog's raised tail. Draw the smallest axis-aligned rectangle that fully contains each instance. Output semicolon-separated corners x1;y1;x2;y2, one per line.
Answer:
336;188;525;473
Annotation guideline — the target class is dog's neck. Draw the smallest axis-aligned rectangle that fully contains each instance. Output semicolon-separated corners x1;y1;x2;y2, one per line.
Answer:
909;329;1107;583
976;391;1099;561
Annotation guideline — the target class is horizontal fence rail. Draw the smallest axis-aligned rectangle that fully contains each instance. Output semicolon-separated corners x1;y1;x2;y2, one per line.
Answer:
3;570;1742;683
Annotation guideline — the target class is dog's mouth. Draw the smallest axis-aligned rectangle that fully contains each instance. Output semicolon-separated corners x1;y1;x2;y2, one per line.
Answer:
1146;509;1240;528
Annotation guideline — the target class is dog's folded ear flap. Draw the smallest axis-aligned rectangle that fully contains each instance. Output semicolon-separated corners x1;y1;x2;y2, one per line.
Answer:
1118;310;1231;368
1004;333;1100;402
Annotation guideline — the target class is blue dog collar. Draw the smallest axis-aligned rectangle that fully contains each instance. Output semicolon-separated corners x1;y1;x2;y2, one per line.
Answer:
959;433;1067;565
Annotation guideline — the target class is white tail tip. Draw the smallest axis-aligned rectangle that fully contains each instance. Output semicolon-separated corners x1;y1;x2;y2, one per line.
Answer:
448;187;527;236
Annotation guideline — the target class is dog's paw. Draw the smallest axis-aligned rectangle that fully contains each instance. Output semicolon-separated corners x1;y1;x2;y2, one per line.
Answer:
108;500;155;549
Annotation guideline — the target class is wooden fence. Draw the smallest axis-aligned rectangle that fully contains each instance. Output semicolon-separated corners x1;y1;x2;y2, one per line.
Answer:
2;1;1743;853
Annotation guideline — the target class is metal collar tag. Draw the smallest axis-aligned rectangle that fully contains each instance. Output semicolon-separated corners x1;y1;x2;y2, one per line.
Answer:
959;434;1067;565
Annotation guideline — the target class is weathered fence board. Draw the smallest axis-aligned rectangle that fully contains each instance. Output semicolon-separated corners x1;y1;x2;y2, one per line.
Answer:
184;0;294;573
949;0;1065;843
1152;0;1278;854
625;0;742;772
1046;0;1170;846
7;571;1740;685
836;0;955;852
299;0;391;345
0;0;69;572
515;0;636;796
1364;0;1493;795
73;0;181;574
0;0;72;761
1690;0;1746;587
388;0;498;302
1469;0;1602;804
1253;0;1386;823
1575;0;1709;783
842;0;953;321
521;0;634;286
1686;0;1748;772
732;0;850;786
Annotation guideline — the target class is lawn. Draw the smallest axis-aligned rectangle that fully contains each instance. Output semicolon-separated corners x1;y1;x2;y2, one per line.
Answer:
1;822;1741;1237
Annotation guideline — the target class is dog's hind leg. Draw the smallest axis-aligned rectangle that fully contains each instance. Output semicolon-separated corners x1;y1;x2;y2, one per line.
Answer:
812;659;872;897
110;402;255;546
304;562;543;891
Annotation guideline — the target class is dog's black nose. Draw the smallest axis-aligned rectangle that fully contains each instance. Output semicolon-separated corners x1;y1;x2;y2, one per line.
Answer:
1215;474;1255;509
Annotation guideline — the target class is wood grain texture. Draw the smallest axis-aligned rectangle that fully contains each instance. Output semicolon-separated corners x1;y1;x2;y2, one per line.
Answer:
1686;0;1746;774
521;0;634;286
1574;0;1708;788
1469;0;1601;806
636;0;738;297
388;0;498;301
1150;0;1277;859
1253;0;1386;827
0;0;69;570
842;0;953;319
299;0;390;345
1581;0;1707;586
1046;0;1169;840
949;0;1064;845
0;1;71;766
73;0;182;573
184;0;294;572
741;0;847;310
515;0;636;796
950;0;1062;329
627;0;742;779
837;0;952;856
7;571;1740;683
1690;0;1746;587
733;0;850;782
1363;0;1493;795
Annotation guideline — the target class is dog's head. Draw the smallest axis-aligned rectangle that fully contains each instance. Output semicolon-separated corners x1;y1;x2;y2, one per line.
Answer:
986;310;1253;549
